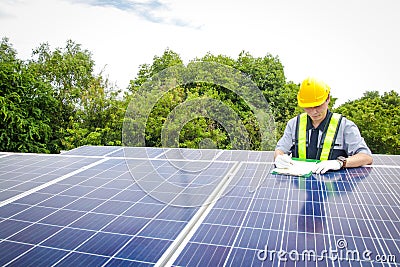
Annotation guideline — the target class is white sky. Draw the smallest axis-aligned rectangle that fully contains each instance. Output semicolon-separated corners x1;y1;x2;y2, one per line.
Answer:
1;0;399;105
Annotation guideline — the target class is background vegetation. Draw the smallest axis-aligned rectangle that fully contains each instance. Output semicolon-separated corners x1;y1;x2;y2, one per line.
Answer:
1;37;399;154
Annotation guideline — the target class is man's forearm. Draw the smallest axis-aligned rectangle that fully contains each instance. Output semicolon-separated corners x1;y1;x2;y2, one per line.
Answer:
345;153;373;168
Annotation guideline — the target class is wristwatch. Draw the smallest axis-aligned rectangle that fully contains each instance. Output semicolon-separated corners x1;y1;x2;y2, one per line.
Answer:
337;156;347;168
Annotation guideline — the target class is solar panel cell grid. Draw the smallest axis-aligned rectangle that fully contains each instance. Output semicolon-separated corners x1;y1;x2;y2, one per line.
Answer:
61;145;122;157
0;147;399;266
370;154;400;166
0;153;211;266
0;154;101;202
172;162;399;266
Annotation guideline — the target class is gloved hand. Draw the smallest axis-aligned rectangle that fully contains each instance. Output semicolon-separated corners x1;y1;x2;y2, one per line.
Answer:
312;160;341;174
274;154;293;168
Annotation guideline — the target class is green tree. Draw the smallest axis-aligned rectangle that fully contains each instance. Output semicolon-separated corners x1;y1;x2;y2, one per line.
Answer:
125;49;186;147
31;40;124;150
31;40;96;143
191;51;296;148
0;38;57;153
62;75;125;149
125;49;288;150
334;90;400;154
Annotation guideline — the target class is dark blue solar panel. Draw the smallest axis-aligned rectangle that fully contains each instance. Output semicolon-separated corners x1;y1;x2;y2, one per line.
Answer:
102;216;149;235
75;232;132;256
9;223;62;244
123;146;166;159
0;147;399;266
61;145;122;156
0;219;31;239
42;228;96;250
55;252;110;267
1;150;217;265
12;206;57;221
173;162;400;266
40;209;86;226
115;236;172;263
139;219;187;239
0;154;101;202
7;246;70;266
0;241;32;266
107;257;154;267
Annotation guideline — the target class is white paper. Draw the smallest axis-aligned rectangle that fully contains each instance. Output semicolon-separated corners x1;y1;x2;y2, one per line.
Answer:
272;160;318;177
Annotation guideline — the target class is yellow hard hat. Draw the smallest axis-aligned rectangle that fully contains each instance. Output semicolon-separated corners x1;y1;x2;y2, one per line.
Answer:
297;77;330;108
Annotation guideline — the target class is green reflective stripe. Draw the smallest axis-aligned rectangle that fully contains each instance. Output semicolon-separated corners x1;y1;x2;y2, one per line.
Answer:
298;113;308;159
297;112;341;160
320;113;341;161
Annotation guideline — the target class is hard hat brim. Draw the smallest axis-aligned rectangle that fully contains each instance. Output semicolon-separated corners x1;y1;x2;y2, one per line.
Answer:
297;98;327;108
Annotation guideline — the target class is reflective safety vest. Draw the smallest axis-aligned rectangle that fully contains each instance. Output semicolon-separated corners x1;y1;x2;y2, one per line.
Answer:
297;112;342;160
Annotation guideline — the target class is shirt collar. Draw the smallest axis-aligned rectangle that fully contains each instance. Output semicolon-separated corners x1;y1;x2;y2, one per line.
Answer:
307;110;332;131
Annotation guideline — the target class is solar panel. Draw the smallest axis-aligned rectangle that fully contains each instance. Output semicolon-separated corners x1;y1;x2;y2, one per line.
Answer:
0;146;399;266
0;154;103;203
171;164;400;266
60;145;123;157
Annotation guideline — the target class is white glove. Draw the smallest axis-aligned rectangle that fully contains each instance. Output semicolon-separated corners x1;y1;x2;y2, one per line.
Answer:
313;160;342;174
274;154;293;168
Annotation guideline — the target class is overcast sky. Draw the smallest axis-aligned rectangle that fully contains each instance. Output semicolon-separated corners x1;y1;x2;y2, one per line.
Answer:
1;0;399;105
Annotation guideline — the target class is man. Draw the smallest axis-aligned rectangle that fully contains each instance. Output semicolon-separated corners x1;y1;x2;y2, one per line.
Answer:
274;77;373;174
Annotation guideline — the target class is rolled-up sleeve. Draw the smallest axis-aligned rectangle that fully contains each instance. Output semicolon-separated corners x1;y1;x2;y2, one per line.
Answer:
275;117;297;154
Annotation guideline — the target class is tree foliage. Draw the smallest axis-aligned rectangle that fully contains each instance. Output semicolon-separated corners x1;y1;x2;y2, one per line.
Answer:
30;40;124;151
126;50;290;150
0;38;56;153
334;90;400;154
1;38;124;153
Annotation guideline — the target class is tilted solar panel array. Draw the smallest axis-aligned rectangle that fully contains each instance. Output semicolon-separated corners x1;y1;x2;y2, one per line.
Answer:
0;146;399;266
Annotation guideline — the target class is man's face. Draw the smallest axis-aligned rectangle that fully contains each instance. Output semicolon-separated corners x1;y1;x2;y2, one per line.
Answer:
303;97;330;125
